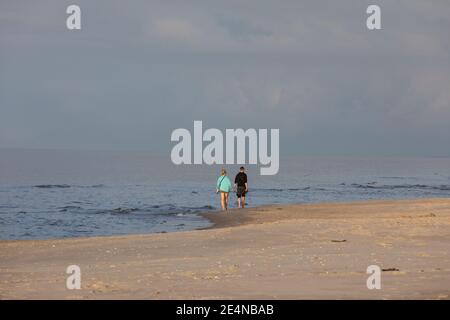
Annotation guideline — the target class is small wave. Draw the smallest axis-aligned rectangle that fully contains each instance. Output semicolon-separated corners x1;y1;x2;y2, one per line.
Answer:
34;184;105;189
192;205;215;210
351;184;450;191
79;184;105;188
164;205;216;215
253;186;326;192
35;184;71;189
48;219;68;227
59;206;137;214
254;187;319;192
112;207;139;214
57;204;216;217
58;205;82;212
379;176;418;180
254;188;284;192
351;183;377;189
150;204;214;211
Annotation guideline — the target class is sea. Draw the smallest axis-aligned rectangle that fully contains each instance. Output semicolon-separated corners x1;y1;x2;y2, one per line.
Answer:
1;149;449;240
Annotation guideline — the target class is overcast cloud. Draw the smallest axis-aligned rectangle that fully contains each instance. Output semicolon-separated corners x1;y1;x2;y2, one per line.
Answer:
1;0;449;155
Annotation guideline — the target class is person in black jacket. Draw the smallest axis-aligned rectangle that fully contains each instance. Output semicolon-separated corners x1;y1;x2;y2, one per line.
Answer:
234;167;248;208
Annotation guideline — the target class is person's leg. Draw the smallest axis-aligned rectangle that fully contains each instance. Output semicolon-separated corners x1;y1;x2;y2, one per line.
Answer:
220;192;226;210
237;195;241;208
241;195;246;208
224;192;229;210
237;187;244;208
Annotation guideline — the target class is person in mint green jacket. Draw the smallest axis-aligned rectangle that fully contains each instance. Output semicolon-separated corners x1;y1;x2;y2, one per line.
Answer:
216;168;232;211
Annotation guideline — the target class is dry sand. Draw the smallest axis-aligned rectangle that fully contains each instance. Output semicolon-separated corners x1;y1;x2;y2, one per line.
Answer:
1;198;450;299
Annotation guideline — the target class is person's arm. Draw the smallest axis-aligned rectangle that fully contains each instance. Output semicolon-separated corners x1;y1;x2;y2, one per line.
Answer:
245;182;248;192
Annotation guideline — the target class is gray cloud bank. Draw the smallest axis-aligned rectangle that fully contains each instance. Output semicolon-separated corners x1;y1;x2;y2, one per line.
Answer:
1;0;449;156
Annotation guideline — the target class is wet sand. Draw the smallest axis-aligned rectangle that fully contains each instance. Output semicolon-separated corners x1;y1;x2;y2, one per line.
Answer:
1;198;450;299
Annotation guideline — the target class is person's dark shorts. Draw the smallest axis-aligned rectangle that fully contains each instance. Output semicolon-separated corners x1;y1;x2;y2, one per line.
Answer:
236;186;246;198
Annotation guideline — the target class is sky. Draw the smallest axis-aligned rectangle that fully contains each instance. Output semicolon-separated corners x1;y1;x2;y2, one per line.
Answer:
1;0;450;156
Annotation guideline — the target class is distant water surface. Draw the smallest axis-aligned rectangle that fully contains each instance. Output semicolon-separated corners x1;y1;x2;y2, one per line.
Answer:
1;149;449;240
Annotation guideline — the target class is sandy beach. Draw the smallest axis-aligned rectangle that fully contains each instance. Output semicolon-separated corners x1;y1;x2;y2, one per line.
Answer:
1;198;450;299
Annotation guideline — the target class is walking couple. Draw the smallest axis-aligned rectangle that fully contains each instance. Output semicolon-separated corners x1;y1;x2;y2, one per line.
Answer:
216;167;248;211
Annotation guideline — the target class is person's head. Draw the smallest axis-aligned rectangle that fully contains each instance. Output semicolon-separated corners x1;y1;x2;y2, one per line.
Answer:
240;166;245;173
221;168;227;176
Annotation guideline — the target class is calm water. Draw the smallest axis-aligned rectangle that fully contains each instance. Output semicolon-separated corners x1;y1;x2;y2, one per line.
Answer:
1;149;450;240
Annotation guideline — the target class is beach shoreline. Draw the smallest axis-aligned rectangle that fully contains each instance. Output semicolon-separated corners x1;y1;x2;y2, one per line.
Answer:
1;198;450;299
